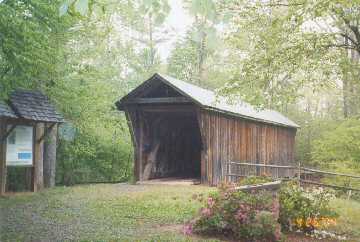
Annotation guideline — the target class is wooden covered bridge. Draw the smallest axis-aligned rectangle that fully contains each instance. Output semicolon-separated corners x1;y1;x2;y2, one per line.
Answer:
116;73;299;186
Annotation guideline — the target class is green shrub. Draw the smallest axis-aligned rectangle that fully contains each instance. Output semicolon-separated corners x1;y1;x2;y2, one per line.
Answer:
312;119;360;165
185;183;282;241
279;182;338;233
238;175;274;186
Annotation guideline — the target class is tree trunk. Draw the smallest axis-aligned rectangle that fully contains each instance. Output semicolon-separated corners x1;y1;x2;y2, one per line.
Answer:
148;12;155;69
343;36;350;118
43;124;58;188
0;120;7;195
350;48;360;116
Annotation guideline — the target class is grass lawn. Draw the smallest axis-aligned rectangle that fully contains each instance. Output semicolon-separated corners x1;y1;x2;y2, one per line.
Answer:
0;184;216;242
329;198;360;239
0;183;359;242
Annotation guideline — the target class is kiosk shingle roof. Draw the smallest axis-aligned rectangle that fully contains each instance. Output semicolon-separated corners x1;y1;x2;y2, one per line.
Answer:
9;90;64;123
0;101;18;118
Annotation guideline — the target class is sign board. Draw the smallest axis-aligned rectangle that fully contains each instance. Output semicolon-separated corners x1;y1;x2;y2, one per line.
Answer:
59;122;76;141
6;125;34;166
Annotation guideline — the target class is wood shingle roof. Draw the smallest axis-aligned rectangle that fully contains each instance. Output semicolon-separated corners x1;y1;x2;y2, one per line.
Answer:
0;101;17;119
9;90;64;123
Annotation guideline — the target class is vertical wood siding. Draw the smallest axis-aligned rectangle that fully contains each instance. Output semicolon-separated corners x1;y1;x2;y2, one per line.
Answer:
198;109;296;186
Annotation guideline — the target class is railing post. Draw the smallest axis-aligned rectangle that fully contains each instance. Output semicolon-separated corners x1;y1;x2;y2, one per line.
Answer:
225;162;229;183
297;161;301;186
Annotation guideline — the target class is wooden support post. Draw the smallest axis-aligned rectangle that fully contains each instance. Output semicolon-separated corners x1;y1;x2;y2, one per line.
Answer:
25;167;33;191
0;120;7;195
297;161;301;187
37;123;56;144
33;123;44;192
44;123;58;188
1;124;16;142
139;112;144;181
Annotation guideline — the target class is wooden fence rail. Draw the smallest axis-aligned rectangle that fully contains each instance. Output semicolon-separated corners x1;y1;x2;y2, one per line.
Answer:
227;161;360;192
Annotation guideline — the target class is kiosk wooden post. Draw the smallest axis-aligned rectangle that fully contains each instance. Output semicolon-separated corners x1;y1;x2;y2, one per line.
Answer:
33;123;44;192
0;120;6;195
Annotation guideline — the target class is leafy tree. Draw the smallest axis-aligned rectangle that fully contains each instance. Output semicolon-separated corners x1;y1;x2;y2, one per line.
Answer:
313;119;360;165
53;4;134;184
183;0;224;85
219;0;360;113
167;0;230;89
0;0;76;98
116;0;170;78
167;33;199;83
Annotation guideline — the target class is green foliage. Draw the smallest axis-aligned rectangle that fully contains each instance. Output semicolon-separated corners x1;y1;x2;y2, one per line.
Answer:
289;111;341;166
238;176;273;186
0;0;134;187
279;182;338;232
320;161;360;201
187;183;282;241
330;198;360;238
167;34;199;83
59;0;91;16
51;9;135;185
222;5;339;108
218;0;360;113
167;29;228;89
0;0;76;98
313;119;360;164
115;0;170;76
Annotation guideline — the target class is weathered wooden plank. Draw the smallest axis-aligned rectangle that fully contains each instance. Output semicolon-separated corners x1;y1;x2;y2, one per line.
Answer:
302;167;360;179
228;118;232;165
124;108;139;181
124;97;191;104
300;180;360;192
0;119;7;195
199;110;210;184
215;112;220;185
141;106;196;113
205;111;210;184
33;123;44;192
235;180;282;192
203;111;208;184
208;112;213;185
229;162;298;169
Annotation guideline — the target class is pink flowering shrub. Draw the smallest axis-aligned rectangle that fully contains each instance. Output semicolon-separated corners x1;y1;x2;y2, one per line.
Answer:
185;182;282;241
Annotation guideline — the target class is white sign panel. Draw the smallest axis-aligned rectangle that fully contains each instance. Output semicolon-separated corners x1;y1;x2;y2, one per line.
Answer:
6;125;34;166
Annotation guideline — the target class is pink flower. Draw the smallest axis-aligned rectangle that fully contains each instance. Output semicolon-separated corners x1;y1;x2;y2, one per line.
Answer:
207;197;215;208
200;207;212;217
274;225;281;241
272;200;280;219
183;223;193;235
235;208;249;223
